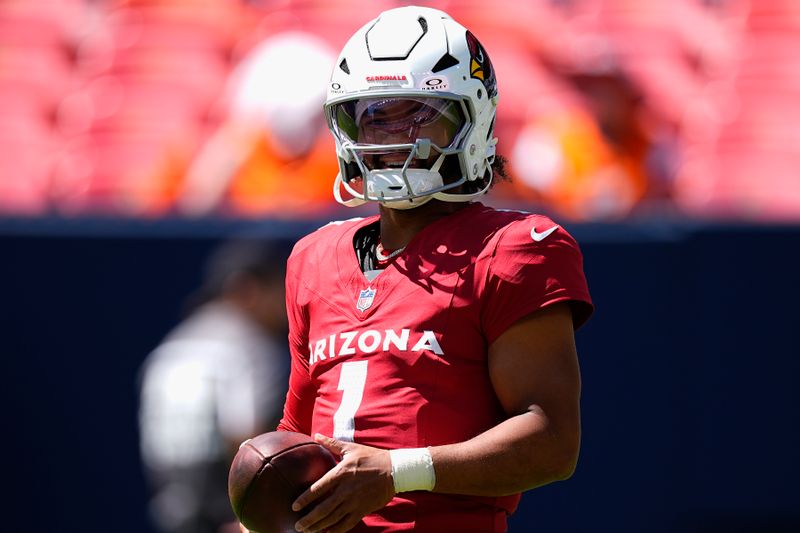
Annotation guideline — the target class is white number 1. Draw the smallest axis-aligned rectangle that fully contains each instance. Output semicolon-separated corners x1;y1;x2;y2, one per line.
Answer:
332;361;368;442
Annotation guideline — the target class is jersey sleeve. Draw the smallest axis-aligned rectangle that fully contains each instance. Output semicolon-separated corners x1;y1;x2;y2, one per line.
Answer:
480;216;593;345
276;255;315;435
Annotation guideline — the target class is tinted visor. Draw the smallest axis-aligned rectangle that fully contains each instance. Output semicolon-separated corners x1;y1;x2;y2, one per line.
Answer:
332;97;466;148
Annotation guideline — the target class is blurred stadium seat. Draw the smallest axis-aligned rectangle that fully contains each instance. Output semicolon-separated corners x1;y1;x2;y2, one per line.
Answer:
106;5;237;53
746;0;800;31
53;127;195;216
0;0;84;48
673;0;800;220
242;0;396;50
0;46;75;115
0;115;55;215
0;0;799;220
41;0;239;216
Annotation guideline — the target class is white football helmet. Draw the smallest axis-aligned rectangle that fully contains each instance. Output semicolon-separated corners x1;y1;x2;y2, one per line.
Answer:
324;6;499;209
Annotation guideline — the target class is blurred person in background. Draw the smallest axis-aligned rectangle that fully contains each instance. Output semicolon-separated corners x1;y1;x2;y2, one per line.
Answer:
138;238;290;533
506;45;679;221
493;0;739;221
178;31;339;218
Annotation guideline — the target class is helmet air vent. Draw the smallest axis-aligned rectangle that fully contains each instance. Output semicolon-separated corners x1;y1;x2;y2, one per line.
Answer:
339;58;350;74
431;53;459;73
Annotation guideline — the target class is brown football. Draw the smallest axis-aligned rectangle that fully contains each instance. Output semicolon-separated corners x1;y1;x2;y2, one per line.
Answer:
228;431;338;533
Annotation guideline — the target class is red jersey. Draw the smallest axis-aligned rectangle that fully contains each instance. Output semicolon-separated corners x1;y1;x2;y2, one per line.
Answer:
278;202;593;532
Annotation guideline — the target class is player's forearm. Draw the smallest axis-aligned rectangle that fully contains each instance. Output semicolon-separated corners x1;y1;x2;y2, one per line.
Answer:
428;406;579;496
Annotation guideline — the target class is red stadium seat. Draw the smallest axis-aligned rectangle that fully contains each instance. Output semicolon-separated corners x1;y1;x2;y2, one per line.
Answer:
104;1;241;53
747;0;800;31
0;116;56;215
740;34;800;64
0;0;85;47
713;150;800;220
676;121;800;221
105;48;228;111
0;45;75;113
60;74;214;138
0;84;51;122
53;127;198;216
242;0;395;51
450;0;568;55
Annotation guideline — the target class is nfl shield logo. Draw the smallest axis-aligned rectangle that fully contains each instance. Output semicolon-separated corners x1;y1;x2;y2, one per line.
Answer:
356;287;376;312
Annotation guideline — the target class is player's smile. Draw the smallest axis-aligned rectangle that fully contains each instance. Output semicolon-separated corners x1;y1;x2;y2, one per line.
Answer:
367;153;429;170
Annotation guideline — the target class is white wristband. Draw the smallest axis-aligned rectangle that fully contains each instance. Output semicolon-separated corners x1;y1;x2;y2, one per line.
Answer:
389;447;436;493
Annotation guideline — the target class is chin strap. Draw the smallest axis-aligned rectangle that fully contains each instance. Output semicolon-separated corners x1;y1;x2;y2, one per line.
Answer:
433;172;492;203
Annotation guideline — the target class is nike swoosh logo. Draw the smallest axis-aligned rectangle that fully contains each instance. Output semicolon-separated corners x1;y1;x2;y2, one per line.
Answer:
531;225;559;242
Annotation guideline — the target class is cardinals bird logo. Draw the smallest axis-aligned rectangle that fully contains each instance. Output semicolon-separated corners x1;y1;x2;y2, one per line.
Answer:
466;31;497;98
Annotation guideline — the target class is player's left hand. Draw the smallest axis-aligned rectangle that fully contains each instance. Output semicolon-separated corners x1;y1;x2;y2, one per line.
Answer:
292;433;395;533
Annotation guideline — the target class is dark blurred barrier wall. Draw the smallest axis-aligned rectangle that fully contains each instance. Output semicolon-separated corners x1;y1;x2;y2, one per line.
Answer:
1;219;798;533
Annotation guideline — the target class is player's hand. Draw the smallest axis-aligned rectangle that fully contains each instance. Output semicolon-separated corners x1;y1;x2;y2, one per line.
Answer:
292;433;395;533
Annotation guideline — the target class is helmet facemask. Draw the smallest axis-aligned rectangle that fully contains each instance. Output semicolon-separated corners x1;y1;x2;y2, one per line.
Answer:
328;95;478;209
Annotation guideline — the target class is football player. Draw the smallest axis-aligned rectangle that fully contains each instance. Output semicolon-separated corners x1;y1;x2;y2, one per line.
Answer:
276;6;593;533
